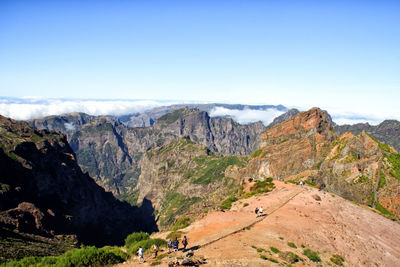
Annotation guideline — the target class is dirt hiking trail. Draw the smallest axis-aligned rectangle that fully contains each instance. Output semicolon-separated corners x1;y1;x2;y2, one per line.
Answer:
116;182;400;267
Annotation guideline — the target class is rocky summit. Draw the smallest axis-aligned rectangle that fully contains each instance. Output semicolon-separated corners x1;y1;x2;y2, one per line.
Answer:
0;116;156;260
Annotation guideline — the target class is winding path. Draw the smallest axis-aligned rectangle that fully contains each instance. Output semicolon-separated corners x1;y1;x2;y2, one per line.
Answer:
188;187;304;250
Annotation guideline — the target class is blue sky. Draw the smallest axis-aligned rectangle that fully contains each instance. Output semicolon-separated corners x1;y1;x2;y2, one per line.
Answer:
0;0;399;123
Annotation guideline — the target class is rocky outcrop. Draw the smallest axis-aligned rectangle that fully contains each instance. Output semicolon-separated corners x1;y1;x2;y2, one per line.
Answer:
267;108;299;128
335;120;400;152
0;115;156;247
245;108;337;179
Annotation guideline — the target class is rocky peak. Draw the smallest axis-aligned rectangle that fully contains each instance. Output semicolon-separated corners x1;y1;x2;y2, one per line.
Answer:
260;107;335;148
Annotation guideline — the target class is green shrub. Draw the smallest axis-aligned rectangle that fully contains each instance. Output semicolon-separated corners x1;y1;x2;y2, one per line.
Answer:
243;178;275;198
287;242;297;248
220;196;238;210
125;232;150;248
270;246;280;254
3;246;128;267
251;149;262;158
330;254;344;266
376;202;394;217
0;183;10;193
268;258;278;263
170;217;191;231
305;180;316;187
386;154;400;180
127;239;167;256
256;248;265;253
280;251;301;264
303;248;320;262
166;231;183;240
260;254;267;260
243;203;249;207
378;170;386;189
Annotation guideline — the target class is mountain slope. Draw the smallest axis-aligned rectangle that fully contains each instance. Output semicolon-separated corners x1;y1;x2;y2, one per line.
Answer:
243;108;400;218
0;115;156;260
135;138;248;229
120;181;400;266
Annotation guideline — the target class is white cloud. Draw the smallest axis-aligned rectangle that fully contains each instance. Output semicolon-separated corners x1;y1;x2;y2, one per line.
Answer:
64;122;76;131
0;97;177;120
326;107;398;126
209;107;285;125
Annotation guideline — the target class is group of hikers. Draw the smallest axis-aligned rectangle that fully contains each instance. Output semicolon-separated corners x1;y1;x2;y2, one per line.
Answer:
137;235;188;264
168;235;188;253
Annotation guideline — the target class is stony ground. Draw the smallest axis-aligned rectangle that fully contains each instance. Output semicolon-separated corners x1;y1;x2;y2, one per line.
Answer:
116;181;400;266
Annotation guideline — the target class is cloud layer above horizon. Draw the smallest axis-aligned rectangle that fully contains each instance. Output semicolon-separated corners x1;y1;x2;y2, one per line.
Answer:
0;97;177;120
209;107;284;125
0;97;396;126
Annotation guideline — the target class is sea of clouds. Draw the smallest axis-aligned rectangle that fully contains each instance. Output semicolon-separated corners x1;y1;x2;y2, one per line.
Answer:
0;97;177;120
209;107;284;125
0;97;395;126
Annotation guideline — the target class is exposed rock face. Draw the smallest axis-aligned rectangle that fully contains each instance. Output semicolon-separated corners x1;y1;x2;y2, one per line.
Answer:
29;108;265;194
267;108;299;128
335;120;400;152
243;108;400;218
0;115;156;246
134;138;248;229
246;108;337;179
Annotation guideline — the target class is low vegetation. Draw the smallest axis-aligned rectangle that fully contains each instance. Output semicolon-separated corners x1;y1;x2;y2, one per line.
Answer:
3;246;128;267
124;232;166;256
330;254;345;266
243;178;275;198
376;202;395;217
220;196;238;210
270;246;280;254
170;217;191;231
279;251;301;264
303;248;321;262
385;154;400;180
251;149;262;158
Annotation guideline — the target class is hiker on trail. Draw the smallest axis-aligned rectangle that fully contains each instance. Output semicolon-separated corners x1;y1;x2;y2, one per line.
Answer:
137;246;144;264
255;207;259;217
182;235;188;251
259;206;263;215
153;243;159;258
167;239;172;253
300;181;304;187
173;237;179;251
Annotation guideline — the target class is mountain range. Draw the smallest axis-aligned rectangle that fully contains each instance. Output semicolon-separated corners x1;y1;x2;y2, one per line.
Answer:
2;105;400;264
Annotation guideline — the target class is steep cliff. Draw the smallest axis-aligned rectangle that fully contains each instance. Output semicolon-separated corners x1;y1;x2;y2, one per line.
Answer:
0;115;156;252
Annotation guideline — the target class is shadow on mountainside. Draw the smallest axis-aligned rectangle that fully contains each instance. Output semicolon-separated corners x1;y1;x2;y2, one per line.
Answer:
0;141;158;248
